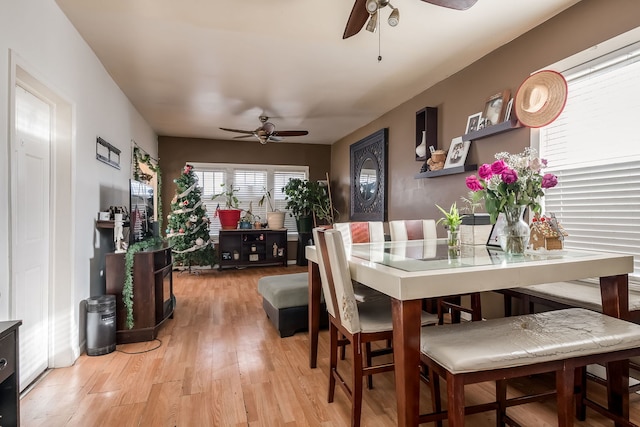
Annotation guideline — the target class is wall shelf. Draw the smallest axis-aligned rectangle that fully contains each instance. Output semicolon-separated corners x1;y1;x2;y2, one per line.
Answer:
415;164;477;179
462;118;521;141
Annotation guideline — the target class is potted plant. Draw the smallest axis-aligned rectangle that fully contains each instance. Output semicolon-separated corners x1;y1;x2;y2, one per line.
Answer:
283;178;331;233
459;191;492;245
436;202;463;247
212;183;241;229
259;187;285;229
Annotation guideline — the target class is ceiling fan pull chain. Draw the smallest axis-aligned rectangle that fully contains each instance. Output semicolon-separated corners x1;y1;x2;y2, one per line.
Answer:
377;10;382;62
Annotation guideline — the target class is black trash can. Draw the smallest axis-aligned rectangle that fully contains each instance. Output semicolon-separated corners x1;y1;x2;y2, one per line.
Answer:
86;295;116;356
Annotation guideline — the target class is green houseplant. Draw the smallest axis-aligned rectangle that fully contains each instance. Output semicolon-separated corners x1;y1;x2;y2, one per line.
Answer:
212;183;241;229
283;178;331;233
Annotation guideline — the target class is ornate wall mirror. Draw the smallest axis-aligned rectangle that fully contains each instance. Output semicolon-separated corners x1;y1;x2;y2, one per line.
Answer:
350;128;388;221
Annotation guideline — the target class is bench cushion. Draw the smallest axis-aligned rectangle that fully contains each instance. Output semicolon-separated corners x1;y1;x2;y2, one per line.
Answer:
514;281;640;312
258;272;312;309
421;308;640;374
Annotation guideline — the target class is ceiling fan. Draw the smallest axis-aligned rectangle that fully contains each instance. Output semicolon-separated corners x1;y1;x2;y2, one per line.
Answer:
219;115;309;145
343;0;478;39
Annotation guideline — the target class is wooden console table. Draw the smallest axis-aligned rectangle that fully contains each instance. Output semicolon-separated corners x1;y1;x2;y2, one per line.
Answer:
106;244;174;344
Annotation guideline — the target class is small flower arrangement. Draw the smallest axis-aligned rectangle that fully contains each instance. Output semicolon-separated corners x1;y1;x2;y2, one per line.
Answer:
465;148;558;223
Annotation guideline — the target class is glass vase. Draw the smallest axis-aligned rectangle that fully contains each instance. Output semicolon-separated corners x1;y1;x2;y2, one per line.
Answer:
497;205;530;255
447;228;460;248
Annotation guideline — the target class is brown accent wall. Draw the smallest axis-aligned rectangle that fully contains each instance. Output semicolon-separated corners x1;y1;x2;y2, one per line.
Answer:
158;136;331;260
330;0;640;231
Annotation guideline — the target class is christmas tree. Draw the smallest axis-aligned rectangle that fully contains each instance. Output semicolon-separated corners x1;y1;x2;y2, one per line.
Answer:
166;164;215;267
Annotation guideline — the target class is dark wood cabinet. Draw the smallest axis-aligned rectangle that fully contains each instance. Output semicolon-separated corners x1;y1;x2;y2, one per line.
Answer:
218;229;288;270
415;106;438;161
106;244;174;344
0;320;21;427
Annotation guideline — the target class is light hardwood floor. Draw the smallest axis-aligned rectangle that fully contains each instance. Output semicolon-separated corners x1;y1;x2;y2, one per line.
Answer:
20;266;640;426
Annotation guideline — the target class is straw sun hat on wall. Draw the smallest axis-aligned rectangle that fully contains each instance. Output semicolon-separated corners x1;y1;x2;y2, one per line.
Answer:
514;70;568;128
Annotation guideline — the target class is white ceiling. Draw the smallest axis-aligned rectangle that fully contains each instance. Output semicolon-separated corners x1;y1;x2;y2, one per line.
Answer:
55;0;581;145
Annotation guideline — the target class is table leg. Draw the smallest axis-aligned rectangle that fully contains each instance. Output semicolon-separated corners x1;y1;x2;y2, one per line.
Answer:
600;274;630;427
308;261;321;369
391;298;421;427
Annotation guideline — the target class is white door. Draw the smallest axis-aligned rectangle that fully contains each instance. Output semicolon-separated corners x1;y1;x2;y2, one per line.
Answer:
12;84;51;391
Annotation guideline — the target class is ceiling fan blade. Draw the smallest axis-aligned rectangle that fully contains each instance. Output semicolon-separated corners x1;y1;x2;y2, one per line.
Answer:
343;0;369;39
220;127;254;135
421;0;478;11
274;130;309;137
233;134;254;139
268;136;284;143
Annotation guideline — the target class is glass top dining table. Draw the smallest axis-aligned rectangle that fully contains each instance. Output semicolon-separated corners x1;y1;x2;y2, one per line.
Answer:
305;240;634;426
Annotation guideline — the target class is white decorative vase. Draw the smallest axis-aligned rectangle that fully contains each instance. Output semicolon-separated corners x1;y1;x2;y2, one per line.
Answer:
267;211;285;230
416;130;427;158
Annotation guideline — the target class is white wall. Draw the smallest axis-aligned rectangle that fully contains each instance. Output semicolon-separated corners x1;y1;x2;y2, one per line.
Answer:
0;0;158;365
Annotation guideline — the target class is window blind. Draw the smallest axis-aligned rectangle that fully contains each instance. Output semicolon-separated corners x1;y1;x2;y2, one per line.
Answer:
191;163;308;238
539;43;640;283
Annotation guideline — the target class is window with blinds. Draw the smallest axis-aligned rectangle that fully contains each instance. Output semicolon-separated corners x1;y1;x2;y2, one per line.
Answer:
539;42;640;283
191;163;308;238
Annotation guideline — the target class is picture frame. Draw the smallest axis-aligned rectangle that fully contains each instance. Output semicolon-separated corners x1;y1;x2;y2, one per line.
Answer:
465;112;482;134
504;98;514;121
443;137;471;169
486;207;527;248
482;89;511;127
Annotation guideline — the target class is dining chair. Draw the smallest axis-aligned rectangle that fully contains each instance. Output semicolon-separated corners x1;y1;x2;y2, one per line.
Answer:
313;227;438;427
333;221;386;303
388;219;482;324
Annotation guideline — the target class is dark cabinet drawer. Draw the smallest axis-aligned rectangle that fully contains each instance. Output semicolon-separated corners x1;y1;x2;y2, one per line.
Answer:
0;331;16;385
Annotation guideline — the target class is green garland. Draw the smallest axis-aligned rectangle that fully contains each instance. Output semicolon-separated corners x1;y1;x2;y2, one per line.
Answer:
124;145;164;329
123;236;163;329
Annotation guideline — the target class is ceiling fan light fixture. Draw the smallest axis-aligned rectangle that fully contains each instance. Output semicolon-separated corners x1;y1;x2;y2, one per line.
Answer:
365;11;378;32
388;7;399;27
365;0;379;14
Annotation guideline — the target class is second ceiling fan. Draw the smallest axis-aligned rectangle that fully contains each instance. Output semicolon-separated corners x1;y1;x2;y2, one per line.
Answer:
220;115;309;144
343;0;478;39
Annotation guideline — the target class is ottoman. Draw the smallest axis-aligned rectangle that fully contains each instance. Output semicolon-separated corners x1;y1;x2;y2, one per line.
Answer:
257;272;327;337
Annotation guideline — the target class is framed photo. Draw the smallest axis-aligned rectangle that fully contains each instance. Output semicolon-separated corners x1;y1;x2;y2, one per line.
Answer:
486;208;527;248
504;98;514;121
465;112;482;134
482;89;510;127
444;137;470;169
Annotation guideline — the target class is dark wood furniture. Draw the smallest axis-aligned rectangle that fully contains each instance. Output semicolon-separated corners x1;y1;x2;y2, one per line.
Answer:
415;106;438;162
106;244;174;344
0;320;22;427
218;229;287;270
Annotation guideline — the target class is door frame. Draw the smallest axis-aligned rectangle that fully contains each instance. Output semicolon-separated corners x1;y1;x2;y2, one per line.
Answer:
9;50;76;371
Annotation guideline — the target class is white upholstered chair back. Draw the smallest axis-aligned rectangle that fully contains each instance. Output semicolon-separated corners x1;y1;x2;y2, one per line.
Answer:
334;221;385;246
312;227;337;319
388;219;437;242
322;228;361;334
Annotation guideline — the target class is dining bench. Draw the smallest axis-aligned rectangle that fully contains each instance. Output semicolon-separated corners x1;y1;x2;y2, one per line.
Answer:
420;308;640;426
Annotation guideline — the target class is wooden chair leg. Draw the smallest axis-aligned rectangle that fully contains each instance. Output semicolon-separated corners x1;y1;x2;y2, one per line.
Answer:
503;293;513;317
496;379;507;427
556;366;576;427
470;292;482;321
365;342;373;389
575;366;587;421
352;336;364;427
340;332;346;360
328;322;338;403
427;366;443;427
447;372;465;426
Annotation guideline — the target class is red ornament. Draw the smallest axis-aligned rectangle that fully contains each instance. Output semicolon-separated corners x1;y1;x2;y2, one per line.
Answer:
183;200;189;206
179;228;184;233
